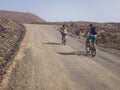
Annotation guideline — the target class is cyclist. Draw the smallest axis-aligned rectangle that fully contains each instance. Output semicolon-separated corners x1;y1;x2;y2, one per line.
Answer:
84;24;97;48
60;25;68;44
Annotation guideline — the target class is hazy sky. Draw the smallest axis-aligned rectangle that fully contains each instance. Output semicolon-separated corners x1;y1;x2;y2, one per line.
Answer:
0;0;120;22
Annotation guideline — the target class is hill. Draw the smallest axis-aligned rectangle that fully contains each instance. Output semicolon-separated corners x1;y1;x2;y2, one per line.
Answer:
0;17;25;83
0;10;45;23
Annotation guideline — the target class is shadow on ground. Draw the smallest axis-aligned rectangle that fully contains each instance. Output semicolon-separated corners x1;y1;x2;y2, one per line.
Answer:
57;51;91;57
43;42;62;45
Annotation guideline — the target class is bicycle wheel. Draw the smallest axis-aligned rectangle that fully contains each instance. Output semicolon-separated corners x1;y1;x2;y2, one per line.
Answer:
85;42;90;53
62;38;64;44
62;35;64;44
63;39;66;45
91;48;96;57
91;40;96;57
63;34;67;45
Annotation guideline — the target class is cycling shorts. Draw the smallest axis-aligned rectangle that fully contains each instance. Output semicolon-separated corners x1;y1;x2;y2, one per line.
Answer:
62;32;67;35
88;35;97;40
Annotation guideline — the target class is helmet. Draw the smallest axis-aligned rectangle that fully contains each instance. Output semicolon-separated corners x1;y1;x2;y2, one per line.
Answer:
89;24;93;27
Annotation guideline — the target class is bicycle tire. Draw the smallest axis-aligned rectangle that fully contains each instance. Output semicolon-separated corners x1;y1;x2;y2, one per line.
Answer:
91;48;96;57
91;40;96;57
64;39;66;45
85;42;90;53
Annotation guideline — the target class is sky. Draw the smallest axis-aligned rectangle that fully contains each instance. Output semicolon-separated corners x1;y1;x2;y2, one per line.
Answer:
0;0;120;22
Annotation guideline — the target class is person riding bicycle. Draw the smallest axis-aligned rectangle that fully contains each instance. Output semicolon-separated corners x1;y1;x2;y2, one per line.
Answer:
60;25;68;44
84;24;97;48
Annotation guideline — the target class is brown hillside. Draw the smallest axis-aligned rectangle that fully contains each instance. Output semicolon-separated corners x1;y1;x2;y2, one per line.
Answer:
0;17;25;83
0;10;45;23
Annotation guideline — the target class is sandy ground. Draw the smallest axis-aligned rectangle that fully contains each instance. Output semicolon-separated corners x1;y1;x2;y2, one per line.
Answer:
1;24;120;90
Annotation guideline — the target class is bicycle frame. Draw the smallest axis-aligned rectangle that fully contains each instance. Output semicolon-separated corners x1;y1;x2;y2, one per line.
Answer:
62;33;67;45
85;39;96;57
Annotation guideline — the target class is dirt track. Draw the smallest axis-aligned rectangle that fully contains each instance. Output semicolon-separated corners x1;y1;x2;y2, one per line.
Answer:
1;24;120;90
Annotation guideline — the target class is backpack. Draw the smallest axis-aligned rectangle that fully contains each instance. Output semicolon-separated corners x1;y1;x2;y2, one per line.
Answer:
91;27;97;35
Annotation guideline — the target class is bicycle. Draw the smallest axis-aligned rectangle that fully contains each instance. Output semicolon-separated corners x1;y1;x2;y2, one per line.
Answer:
85;39;96;57
62;33;67;45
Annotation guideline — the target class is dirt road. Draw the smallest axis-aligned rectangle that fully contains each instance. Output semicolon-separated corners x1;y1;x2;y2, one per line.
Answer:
1;24;120;90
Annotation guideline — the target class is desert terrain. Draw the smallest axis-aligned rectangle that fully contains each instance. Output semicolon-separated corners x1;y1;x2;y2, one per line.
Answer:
0;11;120;90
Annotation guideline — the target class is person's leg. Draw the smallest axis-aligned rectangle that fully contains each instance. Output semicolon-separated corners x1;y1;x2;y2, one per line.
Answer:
92;40;96;49
92;35;97;49
64;34;67;40
88;36;95;48
86;37;90;47
63;34;65;40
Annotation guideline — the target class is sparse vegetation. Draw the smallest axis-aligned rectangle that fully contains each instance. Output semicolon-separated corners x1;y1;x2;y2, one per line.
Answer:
0;10;120;85
0;17;25;83
54;21;120;50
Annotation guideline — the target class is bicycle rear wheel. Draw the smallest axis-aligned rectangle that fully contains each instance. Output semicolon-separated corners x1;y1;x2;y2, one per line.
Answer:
91;48;96;57
63;39;66;45
91;40;96;57
62;35;64;44
62;34;67;45
85;42;90;53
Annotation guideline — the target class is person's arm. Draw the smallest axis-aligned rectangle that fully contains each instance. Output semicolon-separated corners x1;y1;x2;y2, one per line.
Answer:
59;27;63;32
84;30;89;37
